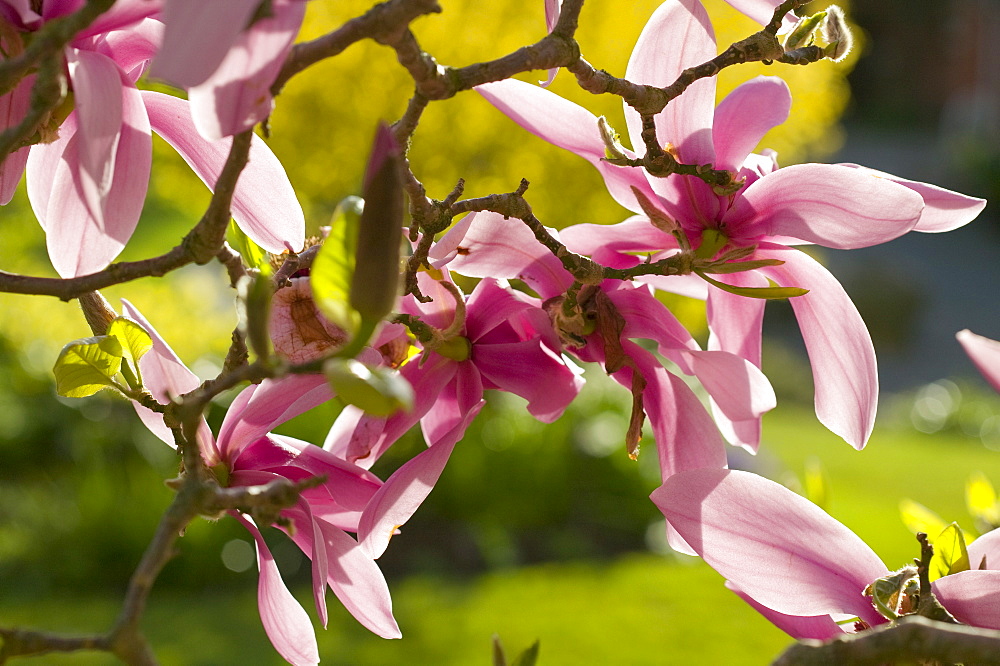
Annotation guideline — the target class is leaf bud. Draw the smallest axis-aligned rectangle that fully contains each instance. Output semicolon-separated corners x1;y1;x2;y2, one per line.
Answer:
822;5;853;62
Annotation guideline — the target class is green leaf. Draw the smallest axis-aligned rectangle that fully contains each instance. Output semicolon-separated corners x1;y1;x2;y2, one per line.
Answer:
325;358;414;416
106;316;152;388
966;472;1000;527
312;196;364;337
53;336;125;398
930;522;970;581
899;499;948;538
510;640;540;666
228;218;270;270
695;271;808;299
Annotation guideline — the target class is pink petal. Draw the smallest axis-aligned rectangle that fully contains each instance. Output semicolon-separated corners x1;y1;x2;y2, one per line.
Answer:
95;18;163;83
722;0;795;27
544;0;560;31
323;405;386;470
0;76;32;205
27;82;150;277
622;342;727;482
706;271;768;367
141;90;305;253
726;581;848;640
217;374;333;459
712;76;791;173
475;78;653;212
933;570;1000;630
464;278;537;342
151;0;261;87
968;524;1000;568
652;468;888;623
430;211;573;299
122;299;218;463
682;349;776;422
296;502;330;628
358;402;484;559
604;283;699;357
957;330;1000;394
402;272;461;331
287;517;401;638
66;48;124;226
727;163;925;249
759;245;877;449
560;217;678;270
420;360;484;446
838;164;987;233
74;0;162;40
475;338;582;422
188;0;306;139
235;434;383;515
0;0;40;27
624;0;717;167
235;513;320;666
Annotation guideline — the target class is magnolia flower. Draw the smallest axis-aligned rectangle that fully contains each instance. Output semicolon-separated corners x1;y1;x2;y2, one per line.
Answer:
324;271;583;558
0;3;305;276
429;210;775;481
151;0;307;139
477;0;986;450
329;270;583;467
122;300;399;665
652;468;1000;638
957;329;1000;394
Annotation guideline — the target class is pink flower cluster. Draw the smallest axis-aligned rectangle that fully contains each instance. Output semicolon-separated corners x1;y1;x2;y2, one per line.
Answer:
8;0;994;663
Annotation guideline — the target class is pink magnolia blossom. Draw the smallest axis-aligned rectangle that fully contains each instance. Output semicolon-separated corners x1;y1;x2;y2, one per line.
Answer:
122;300;399;665
326;271;582;558
0;3;305;277
429;210;775;480
151;0;307;139
328;270;584;469
476;0;986;449
653;468;1000;638
957;329;1000;393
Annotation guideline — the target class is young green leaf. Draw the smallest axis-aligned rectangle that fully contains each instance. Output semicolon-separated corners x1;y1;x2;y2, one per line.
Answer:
324;358;413;416
930;522;971;581
106;317;152;388
696;271;808;299
312;196;364;337
53;336;125;398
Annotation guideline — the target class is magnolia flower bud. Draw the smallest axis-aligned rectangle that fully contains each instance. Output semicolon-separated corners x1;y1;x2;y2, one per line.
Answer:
78;291;117;336
597;116;627;161
783;11;826;51
822;5;853;62
350;123;404;325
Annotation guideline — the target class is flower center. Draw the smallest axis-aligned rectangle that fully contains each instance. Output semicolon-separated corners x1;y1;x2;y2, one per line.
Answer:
695;228;729;259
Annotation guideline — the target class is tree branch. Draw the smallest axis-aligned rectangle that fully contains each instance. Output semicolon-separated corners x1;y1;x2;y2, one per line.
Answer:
772;616;1000;666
